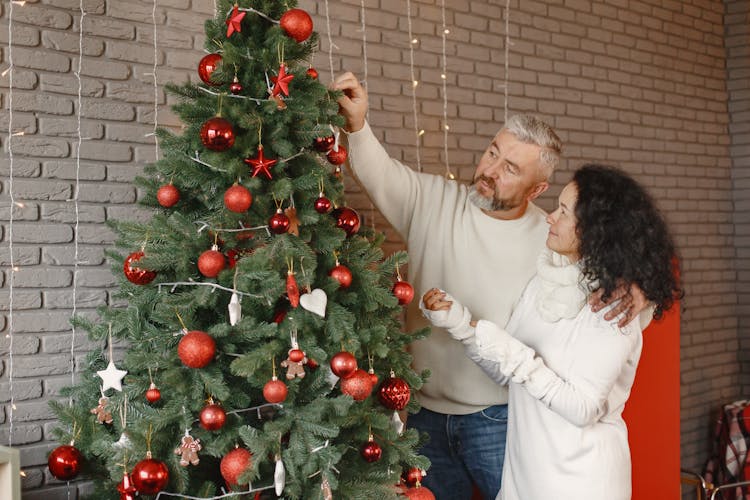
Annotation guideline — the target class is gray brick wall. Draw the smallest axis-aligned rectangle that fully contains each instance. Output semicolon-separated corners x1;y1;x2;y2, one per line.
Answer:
0;0;741;496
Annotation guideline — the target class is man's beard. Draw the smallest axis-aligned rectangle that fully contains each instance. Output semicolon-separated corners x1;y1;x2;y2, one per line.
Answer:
468;178;519;211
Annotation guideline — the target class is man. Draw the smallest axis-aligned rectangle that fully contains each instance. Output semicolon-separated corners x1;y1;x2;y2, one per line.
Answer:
334;72;641;499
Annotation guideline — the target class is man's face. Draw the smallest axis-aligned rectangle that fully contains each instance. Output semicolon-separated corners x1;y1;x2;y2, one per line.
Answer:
469;130;547;212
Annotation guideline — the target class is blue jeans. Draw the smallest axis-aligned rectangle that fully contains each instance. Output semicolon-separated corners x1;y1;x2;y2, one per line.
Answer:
409;405;507;500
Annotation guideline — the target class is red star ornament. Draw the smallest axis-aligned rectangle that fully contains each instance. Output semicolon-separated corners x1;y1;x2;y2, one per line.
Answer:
244;145;277;180
225;4;246;37
271;64;294;97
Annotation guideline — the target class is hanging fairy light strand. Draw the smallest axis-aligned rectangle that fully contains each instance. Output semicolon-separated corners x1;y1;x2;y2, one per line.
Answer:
360;0;377;230
504;0;511;122
440;0;453;180
405;0;422;172
323;0;336;84
149;0;160;160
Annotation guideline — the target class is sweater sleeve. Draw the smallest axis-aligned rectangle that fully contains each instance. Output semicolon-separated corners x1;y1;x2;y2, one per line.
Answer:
345;122;425;239
471;319;639;428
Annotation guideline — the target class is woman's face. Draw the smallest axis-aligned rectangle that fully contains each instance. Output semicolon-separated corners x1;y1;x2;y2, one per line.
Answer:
545;182;580;262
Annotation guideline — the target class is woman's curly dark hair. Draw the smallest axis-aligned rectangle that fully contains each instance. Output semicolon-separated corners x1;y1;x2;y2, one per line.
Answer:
573;164;683;319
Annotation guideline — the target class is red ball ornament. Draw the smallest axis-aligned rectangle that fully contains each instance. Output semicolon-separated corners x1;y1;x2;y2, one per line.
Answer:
200;116;235;151
392;279;415;305
48;444;83;481
333;207;360;236
330;351;358;378
307;67;319;79
269;209;290;234
220;447;253;487
368;368;379;386
263;377;288;404
198;246;226;277
329;264;353;288
314;195;332;214
341;369;374;401
378;375;411;410
117;471;137;500
145;382;161;403
313;136;335;152
198;53;223;86
132;456;169;495
229;76;243;95
404;484;436;500
327;145;348;165
199;402;227;431
178;330;216;368
224;184;253;213
279;8;313;43
403;467;427;488
156;183;180;208
288;349;305;363
124;251;157;285
360;438;382;463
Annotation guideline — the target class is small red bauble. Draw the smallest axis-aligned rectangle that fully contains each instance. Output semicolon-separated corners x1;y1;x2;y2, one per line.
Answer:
145;382;161;403
368;368;379;386
198;53;223;86
200;116;235;151
198;246;226;277
314;195;332;214
124;251;157;285
378;376;411;410
156;183;180;208
178;330;216;368
117;471;137;500
341;369;374;401
269;210;290;234
229;76;243;94
279;8;313;43
333;207;360;236
392;280;415;305
404;484;436;499
313;136;335;152
329;264;353;288
327;145;348;165
220;447;253;487
307;67;319;79
288;348;305;363
224;184;253;213
48;444;83;481
330;351;358;378
263;377;288;404
360;439;382;463
131;456;169;495
403;467;427;487
199;402;227;431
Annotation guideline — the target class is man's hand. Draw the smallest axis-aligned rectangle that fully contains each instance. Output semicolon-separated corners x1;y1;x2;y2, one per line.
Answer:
332;72;368;133
588;282;650;328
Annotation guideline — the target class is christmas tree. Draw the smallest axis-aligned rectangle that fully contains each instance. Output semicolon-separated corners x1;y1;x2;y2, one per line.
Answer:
49;1;431;498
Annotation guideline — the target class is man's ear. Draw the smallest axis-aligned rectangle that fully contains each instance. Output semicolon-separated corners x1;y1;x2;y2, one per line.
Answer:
527;181;549;202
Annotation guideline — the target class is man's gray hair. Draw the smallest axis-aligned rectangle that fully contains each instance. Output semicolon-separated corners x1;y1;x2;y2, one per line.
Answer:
503;114;562;180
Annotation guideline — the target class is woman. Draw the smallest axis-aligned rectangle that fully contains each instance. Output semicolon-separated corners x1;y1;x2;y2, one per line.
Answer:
421;164;682;499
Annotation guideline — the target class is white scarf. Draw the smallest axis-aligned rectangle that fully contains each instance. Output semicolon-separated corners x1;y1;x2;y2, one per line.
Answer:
534;248;590;322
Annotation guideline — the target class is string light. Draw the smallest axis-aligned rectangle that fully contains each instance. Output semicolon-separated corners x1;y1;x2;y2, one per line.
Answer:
324;0;335;84
504;0;511;123
440;0;454;179
360;0;377;230
6;0;16;449
151;0;160;161
406;0;422;172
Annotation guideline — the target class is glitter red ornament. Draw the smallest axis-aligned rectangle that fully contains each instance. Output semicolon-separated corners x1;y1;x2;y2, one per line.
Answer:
313;136;335;152
198;53;222;86
124;251;157;285
224;184;253;213
269;209;290;234
198;245;226;277
327;144;348;165
263;376;288;404
156;183;180;208
177;330;216;368
145;382;161;403
314;194;332;214
329;351;357;378
333;207;360;236
360;437;382;463
329;263;352;288
378;375;411;410
340;369;374;401
48;444;83;481
279;8;313;43
200;116;235;151
220;447;253;487
199;401;227;431
132;455;169;495
392;279;415;305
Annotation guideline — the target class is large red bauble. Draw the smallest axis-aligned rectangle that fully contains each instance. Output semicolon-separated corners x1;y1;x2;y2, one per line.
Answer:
314;195;332;214
200;117;235;151
392;280;415;305
156;183;180;208
220;448;253;487
199;403;227;431
313;136;335;152
131;457;169;495
177;330;216;368
224;184;253;213
269;210;290;234
48;444;83;481
124;251;157;285
198;248;225;277
327;145;348;165
198;53;223;86
329;351;358;378
145;382;161;403
404;484;436;499
341;369;374;401
329;264;353;288
332;207;360;236
403;467;426;487
263;377;288;404
378;376;411;410
279;9;313;43
360;440;382;463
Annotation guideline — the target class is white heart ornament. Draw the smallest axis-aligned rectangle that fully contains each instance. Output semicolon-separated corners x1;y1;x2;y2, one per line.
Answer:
300;288;327;317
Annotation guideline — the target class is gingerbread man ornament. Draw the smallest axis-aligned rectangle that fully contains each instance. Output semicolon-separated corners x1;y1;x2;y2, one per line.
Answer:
280;348;308;379
90;396;113;424
174;433;202;466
